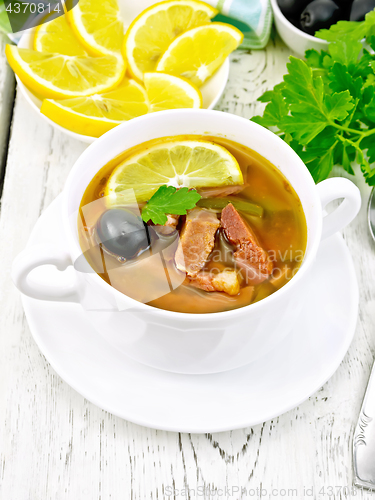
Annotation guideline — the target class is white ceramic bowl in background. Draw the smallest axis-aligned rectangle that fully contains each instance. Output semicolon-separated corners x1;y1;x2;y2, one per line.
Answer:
11;110;361;374
270;0;329;57
16;0;230;144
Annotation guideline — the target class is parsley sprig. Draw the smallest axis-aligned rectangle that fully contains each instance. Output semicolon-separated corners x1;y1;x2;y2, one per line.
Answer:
141;185;201;225
252;10;375;185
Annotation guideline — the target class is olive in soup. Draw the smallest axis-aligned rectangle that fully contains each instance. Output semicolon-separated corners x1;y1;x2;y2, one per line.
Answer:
78;136;307;314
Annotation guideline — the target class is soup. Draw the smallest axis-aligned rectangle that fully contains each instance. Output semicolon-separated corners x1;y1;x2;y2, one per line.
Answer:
78;135;307;314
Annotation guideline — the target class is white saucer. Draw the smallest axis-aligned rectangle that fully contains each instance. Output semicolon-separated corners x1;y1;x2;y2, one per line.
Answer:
21;196;359;433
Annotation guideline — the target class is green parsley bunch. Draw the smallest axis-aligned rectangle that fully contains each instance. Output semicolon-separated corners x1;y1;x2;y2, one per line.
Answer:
252;10;375;185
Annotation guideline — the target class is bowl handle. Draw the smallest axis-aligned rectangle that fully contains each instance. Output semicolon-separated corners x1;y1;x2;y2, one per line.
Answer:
11;245;80;302
316;178;361;240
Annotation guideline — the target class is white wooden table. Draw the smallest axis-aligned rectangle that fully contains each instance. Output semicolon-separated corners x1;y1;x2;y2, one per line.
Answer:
1;30;375;500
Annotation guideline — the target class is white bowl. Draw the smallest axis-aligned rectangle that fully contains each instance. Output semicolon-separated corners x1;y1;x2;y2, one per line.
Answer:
12;109;361;374
16;0;230;144
270;0;329;57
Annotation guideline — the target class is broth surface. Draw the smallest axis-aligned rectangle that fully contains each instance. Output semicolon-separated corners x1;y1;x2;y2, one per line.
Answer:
78;135;307;313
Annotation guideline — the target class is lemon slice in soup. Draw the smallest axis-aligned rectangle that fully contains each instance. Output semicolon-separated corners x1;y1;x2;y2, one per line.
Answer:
105;140;243;205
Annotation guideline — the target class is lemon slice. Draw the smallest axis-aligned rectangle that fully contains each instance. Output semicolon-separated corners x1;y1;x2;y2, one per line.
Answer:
156;23;243;87
124;0;218;81
144;72;202;112
34;14;86;56
40;79;149;138
67;0;124;56
105;140;243;204
5;45;125;99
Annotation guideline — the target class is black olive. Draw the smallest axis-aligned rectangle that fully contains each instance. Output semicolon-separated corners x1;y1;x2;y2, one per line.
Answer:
350;0;375;21
333;0;353;8
277;0;311;17
96;208;151;260
300;0;342;35
332;0;353;18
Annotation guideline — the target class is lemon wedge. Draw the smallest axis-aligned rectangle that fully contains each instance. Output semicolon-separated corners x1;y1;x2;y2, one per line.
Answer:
40;79;149;137
5;45;125;99
105;140;243;204
144;72;202;112
124;0;217;81
67;0;124;56
156;23;243;86
34;14;86;56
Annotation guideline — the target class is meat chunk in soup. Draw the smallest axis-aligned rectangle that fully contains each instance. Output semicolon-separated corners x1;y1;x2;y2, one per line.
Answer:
189;270;241;295
221;203;273;283
175;208;220;277
154;214;179;235
198;184;246;198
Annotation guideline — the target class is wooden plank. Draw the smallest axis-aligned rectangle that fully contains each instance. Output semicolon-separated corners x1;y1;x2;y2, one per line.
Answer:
0;33;15;186
1;33;375;499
